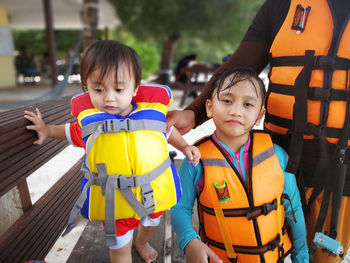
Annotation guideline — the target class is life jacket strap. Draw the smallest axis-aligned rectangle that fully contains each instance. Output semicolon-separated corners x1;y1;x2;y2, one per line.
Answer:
214;207;238;262
206;232;282;255
62;156;172;247
270;54;350;70
199;198;281;220
61;172;96;237
81;118;167;138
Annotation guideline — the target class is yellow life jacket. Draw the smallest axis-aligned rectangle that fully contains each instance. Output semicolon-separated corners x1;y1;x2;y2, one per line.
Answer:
196;132;292;263
266;0;350;172
63;84;181;247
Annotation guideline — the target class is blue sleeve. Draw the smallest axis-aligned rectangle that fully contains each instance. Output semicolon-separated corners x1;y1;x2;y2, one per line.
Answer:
170;157;202;254
274;144;309;263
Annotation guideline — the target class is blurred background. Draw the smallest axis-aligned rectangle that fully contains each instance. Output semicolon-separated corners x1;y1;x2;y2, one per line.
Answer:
0;0;264;89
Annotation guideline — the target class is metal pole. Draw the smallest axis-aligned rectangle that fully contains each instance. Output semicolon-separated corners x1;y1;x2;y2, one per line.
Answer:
43;0;58;87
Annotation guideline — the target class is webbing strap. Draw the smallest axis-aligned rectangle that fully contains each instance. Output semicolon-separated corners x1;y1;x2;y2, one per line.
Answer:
329;164;347;239
62;156;171;246
105;174;119;246
214;207;238;262
82;118;167;138
96;163;108;195
276;194;283;246
104;157;171;247
286;50;315;174
62;176;96;236
270;55;350;70
309;189;331;259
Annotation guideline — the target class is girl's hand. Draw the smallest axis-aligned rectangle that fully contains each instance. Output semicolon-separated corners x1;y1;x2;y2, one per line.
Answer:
24;108;50;145
185;238;222;263
182;145;201;166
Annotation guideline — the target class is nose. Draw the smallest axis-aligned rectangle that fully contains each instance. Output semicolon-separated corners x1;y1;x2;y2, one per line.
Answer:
228;102;242;116
104;90;116;102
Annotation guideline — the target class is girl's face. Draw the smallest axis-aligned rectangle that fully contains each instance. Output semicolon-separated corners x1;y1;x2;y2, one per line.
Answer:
86;65;138;116
206;76;265;146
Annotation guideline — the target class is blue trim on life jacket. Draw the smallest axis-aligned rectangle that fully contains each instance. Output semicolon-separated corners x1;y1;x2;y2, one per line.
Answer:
171;162;182;202
80;176;90;219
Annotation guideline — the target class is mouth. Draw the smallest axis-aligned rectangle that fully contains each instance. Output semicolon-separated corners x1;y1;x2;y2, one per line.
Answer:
226;119;242;125
104;106;118;111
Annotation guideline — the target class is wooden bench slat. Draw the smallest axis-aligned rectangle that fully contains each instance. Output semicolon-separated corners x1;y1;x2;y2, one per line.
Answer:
0;160;82;262
0;139;67;175
0;110;74;145
0;141;70;197
0;97;73;124
15;173;81;262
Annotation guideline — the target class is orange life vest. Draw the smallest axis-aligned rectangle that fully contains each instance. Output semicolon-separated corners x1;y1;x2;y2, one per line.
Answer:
196;132;292;263
266;0;350;172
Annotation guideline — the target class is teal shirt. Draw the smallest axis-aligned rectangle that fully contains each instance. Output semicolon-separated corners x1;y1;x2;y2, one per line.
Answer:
170;135;309;263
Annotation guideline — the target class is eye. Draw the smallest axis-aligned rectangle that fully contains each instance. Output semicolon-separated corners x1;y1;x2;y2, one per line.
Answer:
115;88;124;93
221;99;232;104
94;87;103;93
244;102;254;107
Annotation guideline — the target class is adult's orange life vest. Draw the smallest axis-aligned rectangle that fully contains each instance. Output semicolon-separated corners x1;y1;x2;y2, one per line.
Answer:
196;132;292;263
266;0;350;171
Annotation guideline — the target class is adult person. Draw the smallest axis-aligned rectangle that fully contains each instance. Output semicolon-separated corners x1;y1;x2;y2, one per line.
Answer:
167;0;350;262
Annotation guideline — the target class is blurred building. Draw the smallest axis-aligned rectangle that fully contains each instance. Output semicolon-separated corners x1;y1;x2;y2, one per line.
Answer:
0;0;120;88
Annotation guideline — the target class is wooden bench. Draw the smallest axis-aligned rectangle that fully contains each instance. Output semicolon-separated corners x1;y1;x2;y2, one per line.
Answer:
168;64;217;107
0;96;83;263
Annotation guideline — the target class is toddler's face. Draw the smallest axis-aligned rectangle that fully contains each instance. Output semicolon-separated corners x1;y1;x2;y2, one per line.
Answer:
86;66;138;116
206;76;265;141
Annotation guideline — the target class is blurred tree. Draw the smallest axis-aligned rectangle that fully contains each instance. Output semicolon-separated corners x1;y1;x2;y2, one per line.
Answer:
82;0;99;50
110;0;263;82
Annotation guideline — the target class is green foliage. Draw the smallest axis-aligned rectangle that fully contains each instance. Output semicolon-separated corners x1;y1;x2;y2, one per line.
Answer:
13;29;83;59
112;29;160;79
110;0;264;70
110;0;263;44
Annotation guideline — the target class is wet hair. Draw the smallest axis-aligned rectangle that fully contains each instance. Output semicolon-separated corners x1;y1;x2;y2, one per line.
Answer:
80;40;142;91
210;67;266;106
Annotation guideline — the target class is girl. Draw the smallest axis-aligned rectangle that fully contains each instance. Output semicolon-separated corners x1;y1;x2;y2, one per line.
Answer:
170;67;308;263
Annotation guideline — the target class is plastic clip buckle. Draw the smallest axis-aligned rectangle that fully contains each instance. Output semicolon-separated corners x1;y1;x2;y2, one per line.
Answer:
263;199;277;215
118;175;135;189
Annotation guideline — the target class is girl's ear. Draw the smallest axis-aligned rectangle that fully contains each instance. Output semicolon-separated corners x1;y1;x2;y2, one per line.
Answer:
255;106;266;126
206;99;213;118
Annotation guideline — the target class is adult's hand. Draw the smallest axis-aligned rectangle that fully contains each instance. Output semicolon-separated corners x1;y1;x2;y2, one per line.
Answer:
166;109;196;135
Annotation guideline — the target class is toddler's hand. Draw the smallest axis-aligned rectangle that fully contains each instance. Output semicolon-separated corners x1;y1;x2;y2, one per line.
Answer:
183;145;201;166
24;108;50;145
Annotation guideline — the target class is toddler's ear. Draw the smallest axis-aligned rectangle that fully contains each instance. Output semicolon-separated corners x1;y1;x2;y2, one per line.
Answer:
133;85;139;96
206;99;213;118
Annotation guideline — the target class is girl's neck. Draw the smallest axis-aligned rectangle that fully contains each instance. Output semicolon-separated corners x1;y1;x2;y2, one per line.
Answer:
214;131;250;153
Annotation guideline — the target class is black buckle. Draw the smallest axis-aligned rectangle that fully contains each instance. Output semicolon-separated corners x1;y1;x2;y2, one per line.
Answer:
317;56;335;70
228;257;238;263
308;87;330;101
263;199;277;215
268;234;281;251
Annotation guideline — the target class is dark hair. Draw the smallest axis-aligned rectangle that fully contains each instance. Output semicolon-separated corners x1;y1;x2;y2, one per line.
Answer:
80;40;142;91
210;67;266;105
